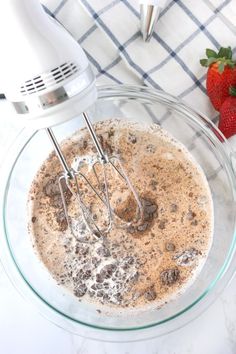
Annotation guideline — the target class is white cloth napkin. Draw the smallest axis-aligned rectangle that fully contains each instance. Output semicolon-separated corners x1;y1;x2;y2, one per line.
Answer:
41;0;236;123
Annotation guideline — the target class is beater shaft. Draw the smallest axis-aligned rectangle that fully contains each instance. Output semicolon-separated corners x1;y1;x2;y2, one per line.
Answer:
82;112;107;162
46;128;72;178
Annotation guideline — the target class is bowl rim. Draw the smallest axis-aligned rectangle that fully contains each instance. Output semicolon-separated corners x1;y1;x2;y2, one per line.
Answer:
0;84;236;339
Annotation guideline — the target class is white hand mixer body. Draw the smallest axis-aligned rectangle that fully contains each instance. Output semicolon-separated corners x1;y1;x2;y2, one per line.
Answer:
0;0;96;128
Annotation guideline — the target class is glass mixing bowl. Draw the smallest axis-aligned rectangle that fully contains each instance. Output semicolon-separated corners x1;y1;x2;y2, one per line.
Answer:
0;85;236;342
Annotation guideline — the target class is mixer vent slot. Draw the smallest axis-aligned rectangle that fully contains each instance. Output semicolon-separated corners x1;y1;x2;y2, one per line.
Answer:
20;62;78;96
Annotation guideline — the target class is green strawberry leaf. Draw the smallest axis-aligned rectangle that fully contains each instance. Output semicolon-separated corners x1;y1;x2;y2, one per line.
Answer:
218;46;232;59
227;61;236;68
200;57;217;67
200;59;208;67
218;62;225;73
206;48;217;58
228;47;233;59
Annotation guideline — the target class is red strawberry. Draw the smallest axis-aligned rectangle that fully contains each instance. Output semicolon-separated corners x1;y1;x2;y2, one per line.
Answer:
200;47;236;111
218;86;236;138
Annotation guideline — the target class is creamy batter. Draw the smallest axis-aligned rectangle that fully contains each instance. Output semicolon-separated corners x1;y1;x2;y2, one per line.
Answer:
28;120;213;309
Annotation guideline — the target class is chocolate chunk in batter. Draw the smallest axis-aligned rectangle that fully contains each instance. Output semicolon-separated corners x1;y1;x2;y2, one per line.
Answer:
97;246;110;257
75;244;89;256
31;216;37;223
173;248;199;265
128;133;137;144
115;195;138;223
98;263;117;280
146;144;156;153
158;220;166;230
170;204;178;212
165;242;175;252
55;210;68;231
99;134;113;155
150;179;158;191
144;286;157;301
186;210;196;220
44;178;60;197
44;177;72;209
74;283;87;297
160;268;180;286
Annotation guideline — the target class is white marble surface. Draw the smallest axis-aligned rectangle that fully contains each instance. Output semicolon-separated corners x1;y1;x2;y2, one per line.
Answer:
0;99;236;354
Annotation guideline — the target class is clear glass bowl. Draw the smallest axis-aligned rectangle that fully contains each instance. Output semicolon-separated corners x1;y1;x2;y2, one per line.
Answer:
0;85;236;342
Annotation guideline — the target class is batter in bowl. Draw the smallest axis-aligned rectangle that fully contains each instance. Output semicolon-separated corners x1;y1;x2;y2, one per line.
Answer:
28;119;213;309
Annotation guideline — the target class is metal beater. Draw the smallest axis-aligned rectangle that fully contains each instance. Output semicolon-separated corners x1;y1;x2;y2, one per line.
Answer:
47;113;143;237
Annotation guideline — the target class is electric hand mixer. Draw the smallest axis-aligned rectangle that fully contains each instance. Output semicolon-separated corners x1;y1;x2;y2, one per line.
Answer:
0;0;143;237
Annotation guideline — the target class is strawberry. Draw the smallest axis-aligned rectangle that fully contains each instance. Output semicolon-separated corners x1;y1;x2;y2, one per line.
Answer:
200;47;236;111
218;86;236;138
